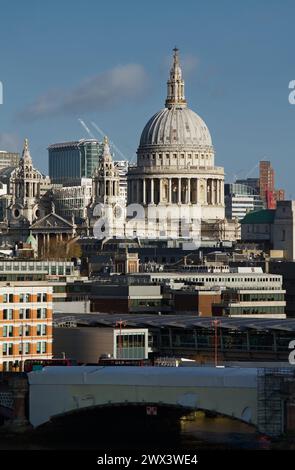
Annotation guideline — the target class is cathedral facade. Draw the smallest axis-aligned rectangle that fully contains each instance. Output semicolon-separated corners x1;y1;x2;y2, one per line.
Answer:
0;139;77;254
0;50;239;248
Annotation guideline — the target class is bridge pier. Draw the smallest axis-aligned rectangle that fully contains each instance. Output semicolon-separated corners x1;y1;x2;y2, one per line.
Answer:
257;368;295;437
1;375;32;433
282;379;295;434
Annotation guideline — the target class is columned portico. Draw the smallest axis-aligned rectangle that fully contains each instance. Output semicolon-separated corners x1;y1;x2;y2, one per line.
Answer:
129;176;224;208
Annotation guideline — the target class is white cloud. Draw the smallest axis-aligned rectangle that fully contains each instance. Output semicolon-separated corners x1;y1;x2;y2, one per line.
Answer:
0;133;20;152
181;54;199;75
19;64;149;120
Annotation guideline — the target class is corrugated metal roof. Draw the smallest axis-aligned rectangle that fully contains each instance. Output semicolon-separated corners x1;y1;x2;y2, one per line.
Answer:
53;313;295;333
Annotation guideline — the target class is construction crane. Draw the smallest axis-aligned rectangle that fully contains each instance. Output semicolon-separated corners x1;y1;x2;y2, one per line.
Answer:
91;121;128;160
244;162;259;180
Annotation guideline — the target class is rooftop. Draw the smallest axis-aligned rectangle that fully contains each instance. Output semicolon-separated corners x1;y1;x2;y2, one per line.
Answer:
241;209;276;225
53;312;295;333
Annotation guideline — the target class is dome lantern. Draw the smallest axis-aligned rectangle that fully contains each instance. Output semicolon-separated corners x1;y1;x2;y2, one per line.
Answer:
165;47;187;109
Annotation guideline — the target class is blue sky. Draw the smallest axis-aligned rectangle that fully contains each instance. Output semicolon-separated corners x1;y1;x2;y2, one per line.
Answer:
0;0;294;194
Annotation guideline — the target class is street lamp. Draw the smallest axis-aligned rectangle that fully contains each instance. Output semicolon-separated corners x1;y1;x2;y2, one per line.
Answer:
115;319;126;359
211;319;221;367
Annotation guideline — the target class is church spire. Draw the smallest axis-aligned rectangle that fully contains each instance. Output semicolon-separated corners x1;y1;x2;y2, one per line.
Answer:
21;138;32;164
165;47;187;109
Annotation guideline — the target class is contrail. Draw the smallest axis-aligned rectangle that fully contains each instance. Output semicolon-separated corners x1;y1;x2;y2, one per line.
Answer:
78;118;96;139
91;121;127;160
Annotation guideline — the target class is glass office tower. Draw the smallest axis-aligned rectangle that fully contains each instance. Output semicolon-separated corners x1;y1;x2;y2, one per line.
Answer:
48;139;103;184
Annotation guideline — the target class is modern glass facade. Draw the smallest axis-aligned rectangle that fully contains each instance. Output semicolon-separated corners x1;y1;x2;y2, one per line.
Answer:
48;139;102;184
225;182;264;220
115;331;147;359
155;326;294;356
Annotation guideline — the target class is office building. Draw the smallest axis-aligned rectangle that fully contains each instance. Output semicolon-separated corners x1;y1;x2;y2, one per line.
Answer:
225;183;264;220
259;161;275;207
53;323;149;362
114;160;128;203
48;139;102;184
0;151;19;170
64;282;168;314
241;201;295;261
0;281;53;371
52;178;92;221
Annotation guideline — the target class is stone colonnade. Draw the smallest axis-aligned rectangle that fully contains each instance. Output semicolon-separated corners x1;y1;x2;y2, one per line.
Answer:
127;177;224;205
34;232;73;255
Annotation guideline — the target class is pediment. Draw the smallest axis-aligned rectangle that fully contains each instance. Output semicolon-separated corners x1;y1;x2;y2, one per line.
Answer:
30;212;73;229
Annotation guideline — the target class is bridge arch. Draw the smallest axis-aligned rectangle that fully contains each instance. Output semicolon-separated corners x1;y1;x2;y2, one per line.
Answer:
28;366;258;430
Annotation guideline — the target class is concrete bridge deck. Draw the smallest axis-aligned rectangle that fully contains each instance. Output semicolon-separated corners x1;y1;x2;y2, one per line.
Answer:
28;366;258;428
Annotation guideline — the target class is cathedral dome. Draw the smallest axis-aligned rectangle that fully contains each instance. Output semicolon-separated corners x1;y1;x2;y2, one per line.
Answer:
139;106;212;149
138;48;213;152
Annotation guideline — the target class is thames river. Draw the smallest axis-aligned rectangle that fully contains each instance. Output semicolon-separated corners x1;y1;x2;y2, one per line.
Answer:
0;411;291;450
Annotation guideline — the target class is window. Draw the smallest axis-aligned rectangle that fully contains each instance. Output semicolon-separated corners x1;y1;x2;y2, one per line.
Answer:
3;325;13;337
37;292;47;302
2;343;13;356
3;309;13;320
19;293;30;302
37;342;47;354
37;324;47;336
37;308;47;319
19;325;30;336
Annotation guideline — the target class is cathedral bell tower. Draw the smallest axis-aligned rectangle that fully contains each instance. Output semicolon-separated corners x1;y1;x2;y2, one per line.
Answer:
9;138;49;225
91;136;121;205
88;136;124;237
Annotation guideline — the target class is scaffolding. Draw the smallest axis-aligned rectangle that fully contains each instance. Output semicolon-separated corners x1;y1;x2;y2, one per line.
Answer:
257;368;295;436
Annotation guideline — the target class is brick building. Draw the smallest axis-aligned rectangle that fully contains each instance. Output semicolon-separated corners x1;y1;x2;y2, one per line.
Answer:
173;289;221;316
0;282;53;371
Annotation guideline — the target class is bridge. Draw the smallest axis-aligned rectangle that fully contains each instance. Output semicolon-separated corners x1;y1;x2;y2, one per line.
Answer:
28;366;265;433
1;366;295;437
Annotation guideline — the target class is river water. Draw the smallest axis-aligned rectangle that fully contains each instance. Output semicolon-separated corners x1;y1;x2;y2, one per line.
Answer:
1;411;290;450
